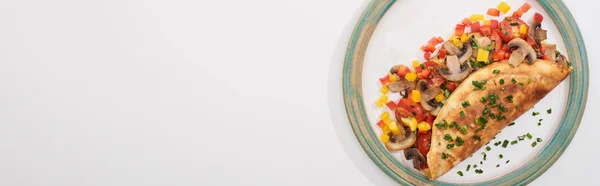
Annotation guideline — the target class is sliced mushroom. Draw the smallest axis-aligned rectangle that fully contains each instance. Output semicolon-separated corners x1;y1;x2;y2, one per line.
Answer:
477;37;492;49
385;128;416;151
507;38;537;66
528;21;547;44
388;78;416;97
545;44;557;61
439;55;471;81
404;148;426;170
416;80;441;111
556;54;568;69
443;41;473;64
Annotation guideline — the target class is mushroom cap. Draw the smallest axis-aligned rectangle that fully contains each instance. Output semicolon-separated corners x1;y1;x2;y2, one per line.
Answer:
388;78;416;97
404;148;426;170
508;38;537;66
417;80;441;111
385;130;416;151
439;55;472;81
443;41;473;64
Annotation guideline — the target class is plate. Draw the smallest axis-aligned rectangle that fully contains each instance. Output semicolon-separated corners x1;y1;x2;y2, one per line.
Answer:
342;0;588;185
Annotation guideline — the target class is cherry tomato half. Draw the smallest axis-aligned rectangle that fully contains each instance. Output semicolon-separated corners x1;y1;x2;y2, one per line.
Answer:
416;130;432;157
395;98;425;122
499;17;527;42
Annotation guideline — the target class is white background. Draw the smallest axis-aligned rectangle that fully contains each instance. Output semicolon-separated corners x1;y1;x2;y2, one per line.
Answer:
0;0;596;185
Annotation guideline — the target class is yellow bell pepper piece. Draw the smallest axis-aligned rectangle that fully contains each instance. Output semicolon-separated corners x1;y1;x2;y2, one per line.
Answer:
380;112;390;120
470;14;484;22
483;20;491;26
380;94;388;103
497;1;511;14
389;122;402;135
388;73;398;82
375;100;384;108
477;48;489;62
410;90;421;103
401;117;418;132
460;34;469;43
412;60;420;68
435;93;445;102
380;86;389;94
383;118;392;126
380;134;390;142
519;25;527;34
382;125;391;134
418;121;431;132
405;72;417;82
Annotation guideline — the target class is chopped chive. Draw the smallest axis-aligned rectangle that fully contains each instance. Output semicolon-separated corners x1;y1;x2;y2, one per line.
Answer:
460;125;468;135
511;78;517;84
435;123;443;129
456;137;464;146
499;79;505;85
480;96;488;103
532;141;537;147
446;144;455;149
515;105;519;109
518;135;525;140
475;169;483;174
508;122;515;126
502;140;509;148
473;164;478;168
547;108;552;114
483;107;490;115
444;134;453;141
457;171;463;176
462;101;471;108
473;135;481;141
493;69;500;74
467;164;471;171
501;87;506;91
506;95;514;103
460;111;466;118
528;77;533;84
496;164;500;167
499;154;504;159
532;112;540;116
472;80;484;90
442;152;448;159
537;138;542;142
506;160;510;164
486;146;491;151
480;160;484;164
518;82;524;86
526;133;533;139
511;140;518;145
499;104;508;112
494;141;502;146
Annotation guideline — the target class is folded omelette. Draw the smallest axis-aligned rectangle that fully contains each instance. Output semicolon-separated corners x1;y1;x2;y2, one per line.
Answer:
425;59;571;179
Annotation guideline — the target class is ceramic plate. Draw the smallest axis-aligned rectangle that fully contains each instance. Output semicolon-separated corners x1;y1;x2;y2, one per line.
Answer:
342;0;588;185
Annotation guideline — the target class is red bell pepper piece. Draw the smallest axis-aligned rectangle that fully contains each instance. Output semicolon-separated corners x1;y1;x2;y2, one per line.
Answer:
520;3;532;13
534;12;544;22
417;69;430;79
439;49;446;59
455;24;465;36
480;25;492;36
490;20;499;29
386;101;397;111
462;18;472;26
487;8;500;17
423;52;431;60
377;120;385;128
471;22;481;33
379;75;390;85
445;81;457;91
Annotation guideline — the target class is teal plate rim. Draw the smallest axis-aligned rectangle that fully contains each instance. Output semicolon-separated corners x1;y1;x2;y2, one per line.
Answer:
342;0;589;185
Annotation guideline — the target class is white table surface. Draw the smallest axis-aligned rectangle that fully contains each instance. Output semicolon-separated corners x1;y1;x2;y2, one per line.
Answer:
0;0;596;185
